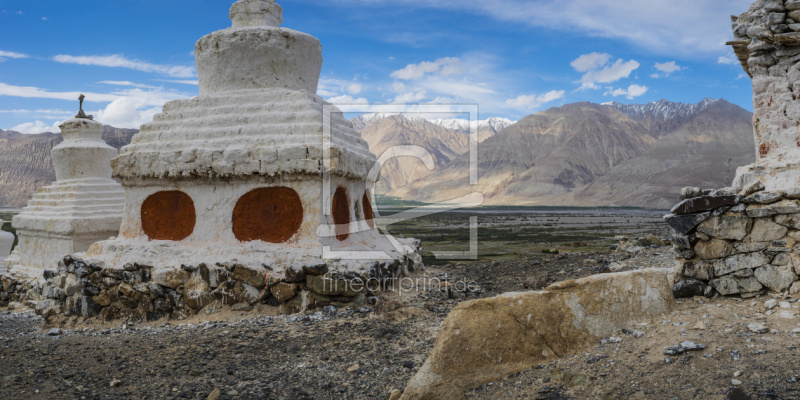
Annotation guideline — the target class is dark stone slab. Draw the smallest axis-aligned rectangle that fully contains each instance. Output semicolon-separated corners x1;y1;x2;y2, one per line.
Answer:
670;195;738;215
664;212;711;235
672;279;708;298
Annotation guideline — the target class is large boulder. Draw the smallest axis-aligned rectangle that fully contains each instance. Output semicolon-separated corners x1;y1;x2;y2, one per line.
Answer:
399;269;674;400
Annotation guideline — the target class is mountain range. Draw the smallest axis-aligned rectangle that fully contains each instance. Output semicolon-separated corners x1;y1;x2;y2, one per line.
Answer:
0;98;754;210
362;98;755;209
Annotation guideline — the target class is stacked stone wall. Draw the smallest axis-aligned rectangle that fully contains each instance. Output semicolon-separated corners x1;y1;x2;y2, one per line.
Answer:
667;183;800;298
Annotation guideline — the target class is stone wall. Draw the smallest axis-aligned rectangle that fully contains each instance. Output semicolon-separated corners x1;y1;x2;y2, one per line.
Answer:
666;183;800;298
26;242;419;323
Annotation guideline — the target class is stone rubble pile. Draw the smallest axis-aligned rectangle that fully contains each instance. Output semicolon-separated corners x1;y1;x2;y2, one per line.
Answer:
667;183;800;298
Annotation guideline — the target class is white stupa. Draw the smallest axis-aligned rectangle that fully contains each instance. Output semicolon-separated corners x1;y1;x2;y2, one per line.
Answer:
5;108;125;280
84;0;420;279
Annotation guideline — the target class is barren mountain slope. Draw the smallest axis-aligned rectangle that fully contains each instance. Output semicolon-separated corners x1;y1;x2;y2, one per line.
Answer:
356;115;469;193
0;126;137;207
388;103;655;203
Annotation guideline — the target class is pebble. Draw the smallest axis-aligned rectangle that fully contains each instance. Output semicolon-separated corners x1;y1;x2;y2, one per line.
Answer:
748;322;769;333
47;328;62;336
347;364;360;373
608;336;622;343
109;379;121;387
692;321;707;330
206;388;221;400
732;379;742;385
664;341;706;355
766;299;778;310
780;301;791;308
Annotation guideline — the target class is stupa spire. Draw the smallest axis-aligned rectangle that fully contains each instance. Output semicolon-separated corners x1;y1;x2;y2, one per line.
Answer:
230;0;282;28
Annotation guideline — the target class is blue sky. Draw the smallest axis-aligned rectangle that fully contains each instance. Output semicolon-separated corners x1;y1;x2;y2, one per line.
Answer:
0;0;754;133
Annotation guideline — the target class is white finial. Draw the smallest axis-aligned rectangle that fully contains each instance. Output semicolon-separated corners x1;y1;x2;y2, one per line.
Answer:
230;0;283;28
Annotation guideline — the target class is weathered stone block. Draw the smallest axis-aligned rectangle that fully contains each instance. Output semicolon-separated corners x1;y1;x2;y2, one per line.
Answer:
398;270;674;400
152;269;192;289
710;277;763;296
734;241;769;252
714;252;769;276
774;213;800;229
747;218;788;242
664;212;711;235
672;279;707;298
682;261;714;281
695;239;734;260
231;265;267;288
306;275;364;297
183;277;214;309
754;265;798;291
270;282;299;302
743;191;782;204
697;215;751;241
670;195;738;215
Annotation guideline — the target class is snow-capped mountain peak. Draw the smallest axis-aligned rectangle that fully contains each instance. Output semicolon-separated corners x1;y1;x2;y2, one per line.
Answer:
608;98;721;123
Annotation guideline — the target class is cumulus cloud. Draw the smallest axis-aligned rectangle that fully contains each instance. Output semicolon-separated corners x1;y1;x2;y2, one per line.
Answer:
604;84;649;99
718;52;738;65
347;83;363;95
572;54;639;90
10;120;62;134
651;61;683;78
0;50;28;61
505;90;565;110
53;54;195;78
390;57;463;80
394;90;427;103
0;82;190;129
570;53;611;73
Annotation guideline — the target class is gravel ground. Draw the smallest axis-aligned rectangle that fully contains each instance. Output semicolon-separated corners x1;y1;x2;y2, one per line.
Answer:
2;247;793;400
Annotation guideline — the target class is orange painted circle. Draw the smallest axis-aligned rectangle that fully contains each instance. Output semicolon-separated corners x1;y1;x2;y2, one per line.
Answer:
141;191;196;241
362;191;375;229
232;187;304;243
332;187;351;241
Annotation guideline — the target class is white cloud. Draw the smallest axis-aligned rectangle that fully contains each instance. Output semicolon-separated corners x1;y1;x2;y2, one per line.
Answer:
718;52;738;65
604;84;649;99
572;55;640;89
0;109;72;120
99;80;160;89
390;57;463;80
506;90;565;110
394;90;427;103
570;53;611;73
344;0;753;57
10;120;62;134
347;83;363;95
0;50;29;61
0;82;191;129
53;54;195;78
158;79;199;85
652;61;683;78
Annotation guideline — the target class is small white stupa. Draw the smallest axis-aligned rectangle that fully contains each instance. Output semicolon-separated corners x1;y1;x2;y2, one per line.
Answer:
5;99;125;279
84;0;419;281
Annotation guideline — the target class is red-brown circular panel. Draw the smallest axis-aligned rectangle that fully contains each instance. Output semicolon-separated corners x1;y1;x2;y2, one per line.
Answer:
362;191;375;229
141;191;196;241
232;187;304;243
332;187;351;241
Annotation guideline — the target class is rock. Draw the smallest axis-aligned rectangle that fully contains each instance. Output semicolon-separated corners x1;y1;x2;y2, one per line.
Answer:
398;270;674;400
671;235;693;250
284;265;306;283
207;388;222;400
523;277;548;290
741;180;765;196
671;195;738;215
48;328;63;336
710;277;763;296
63;275;83;297
664;212;711;235
754;265;797;291
681;261;714;281
302;263;329;276
152;269;192;289
748;322;769;333
714;253;769;276
765;299;778;309
791;281;800;295
672;279;707;298
734;242;769;253
270;282;299;302
347;364;360;373
389;389;403;400
230;265;266;288
772;253;791;266
694;239;734;260
765;0;786;12
692;321;707;330
697;215;751;241
743;191;782;204
109;379;121;387
680;186;702;199
791;10;800;22
788;0;800;11
664;341;706;355
183;277;214;309
774;213;800;229
747;218;788;242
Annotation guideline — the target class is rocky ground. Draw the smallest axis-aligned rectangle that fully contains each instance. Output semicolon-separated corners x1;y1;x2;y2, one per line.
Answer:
1;246;796;400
